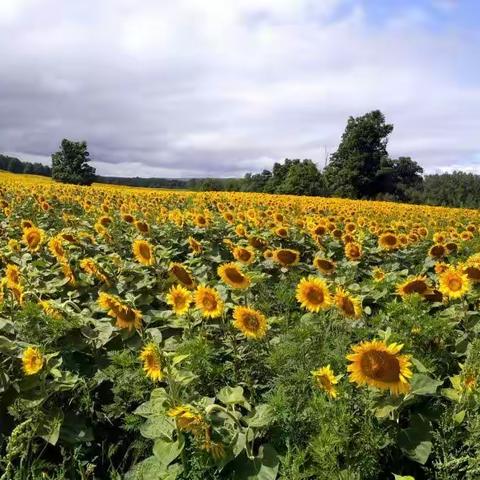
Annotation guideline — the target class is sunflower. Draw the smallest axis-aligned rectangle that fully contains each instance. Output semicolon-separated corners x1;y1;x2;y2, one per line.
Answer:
463;263;480;283
274;226;288;238
5;264;20;287
8;239;20;252
272;248;300;267
98;292;142;330
372;267;385;282
48;236;66;261
80;258;110;285
346;340;412;395
313;257;336;275
378;233;398;250
396;276;432;298
217;263;251;289
194;214;208;228
132;239;155;266
188;236;203;255
438;266;471;299
38;300;62;319
232;306;268;339
22;226;44;252
122;213;135;223
166;285;192;315
169;263;196;289
168;405;205;435
139;343;163;381
194;285;224;318
345;242;362;261
22;347;44;375
9;282;24;304
428;243;446;259
135;220;150;234
233;246;255;265
334;287;362;318
312;365;339;398
296;276;331;312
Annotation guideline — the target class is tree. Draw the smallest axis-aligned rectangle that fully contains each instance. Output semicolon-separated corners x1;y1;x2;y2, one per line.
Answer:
324;110;393;198
276;159;326;196
51;139;96;185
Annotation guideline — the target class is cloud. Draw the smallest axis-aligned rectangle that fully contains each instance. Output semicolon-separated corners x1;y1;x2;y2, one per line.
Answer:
0;0;479;177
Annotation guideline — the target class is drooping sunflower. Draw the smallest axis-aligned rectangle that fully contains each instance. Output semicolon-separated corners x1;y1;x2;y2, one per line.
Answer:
217;262;251;289
22;226;44;252
344;242;362;261
139;343;163;381
194;285;224;318
168;405;205;435
166;284;193;315
5;264;21;287
378;233;398;250
232;306;268;339
80;258;110;285
312;365;339;398
38;299;62;319
132;239;155;266
48;236;66;262
98;292;142;330
346;340;413;395
188;236;203;255
296;276;332;312
396;276;432;298
169;263;196;289
22;346;44;375
438;266;471;299
233;246;256;265
8;239;20;252
428;243;446;260
313;257;336;275
334;287;362;318
272;248;300;268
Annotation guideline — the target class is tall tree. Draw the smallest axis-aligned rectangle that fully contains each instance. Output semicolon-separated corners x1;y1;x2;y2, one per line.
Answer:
276;159;326;196
51;139;96;186
324;110;393;198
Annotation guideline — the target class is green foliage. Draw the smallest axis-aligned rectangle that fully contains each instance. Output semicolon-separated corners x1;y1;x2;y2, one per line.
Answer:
51;138;96;185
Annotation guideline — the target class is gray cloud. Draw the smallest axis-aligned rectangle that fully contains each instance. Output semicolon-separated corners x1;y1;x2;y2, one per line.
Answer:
0;0;479;177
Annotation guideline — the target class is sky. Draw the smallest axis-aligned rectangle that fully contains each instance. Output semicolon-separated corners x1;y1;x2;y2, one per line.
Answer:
0;0;479;178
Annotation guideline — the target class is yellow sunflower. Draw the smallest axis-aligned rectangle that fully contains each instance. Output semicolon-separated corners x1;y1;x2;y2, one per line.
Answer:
334;287;362;318
166;285;192;315
217;262;251;289
396;276;432;298
48;236;66;261
296;276;331;312
232;306;268;339
233;246;256;265
98;292;142;330
5;264;21;287
428;243;446;259
168;405;205;435
169;263;196;289
438;266;471;299
272;248;300;268
346;340;412;395
372;267;385;282
378;233;398;250
188;236;203;255
312;365;339;398
345;242;362;261
22;347;44;375
139;343;163;381
133;239;155;266
313;257;336;275
194;285;224;318
22;226;44;252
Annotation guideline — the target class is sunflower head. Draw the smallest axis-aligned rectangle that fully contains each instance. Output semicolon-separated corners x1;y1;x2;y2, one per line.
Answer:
169;263;196;289
5;264;21;287
217;262;251;289
232;306;267;339
133;239;155;266
378;233;398;250
396;276;432;298
48;236;66;260
296;276;331;312
168;405;205;435
428;243;446;259
139;343;163;381
312;365;339;398
272;249;300;268
313;257;336;275
22;226;44;252
233;246;255;265
334;287;362;318
372;267;385;282
438;266;471;299
345;242;362;261
194;285;224;318
347;340;412;395
22;346;44;375
166;285;193;315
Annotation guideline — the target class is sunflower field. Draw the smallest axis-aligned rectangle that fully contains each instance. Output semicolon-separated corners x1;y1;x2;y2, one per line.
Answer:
1;170;480;480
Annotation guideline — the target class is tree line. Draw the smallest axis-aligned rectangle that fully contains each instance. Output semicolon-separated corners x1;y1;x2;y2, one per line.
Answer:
2;110;480;208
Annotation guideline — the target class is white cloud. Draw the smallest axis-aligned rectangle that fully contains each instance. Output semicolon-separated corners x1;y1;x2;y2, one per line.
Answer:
0;0;479;177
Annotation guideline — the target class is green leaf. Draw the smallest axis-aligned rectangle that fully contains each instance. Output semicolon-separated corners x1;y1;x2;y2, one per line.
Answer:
217;386;247;406
39;414;63;446
397;415;432;465
411;358;429;373
453;410;466;425
140;416;176;440
171;354;190;366
393;475;415;480
231;444;279;480
247;404;274;428
410;374;443;396
125;456;183;480
153;437;184;466
442;388;460;402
